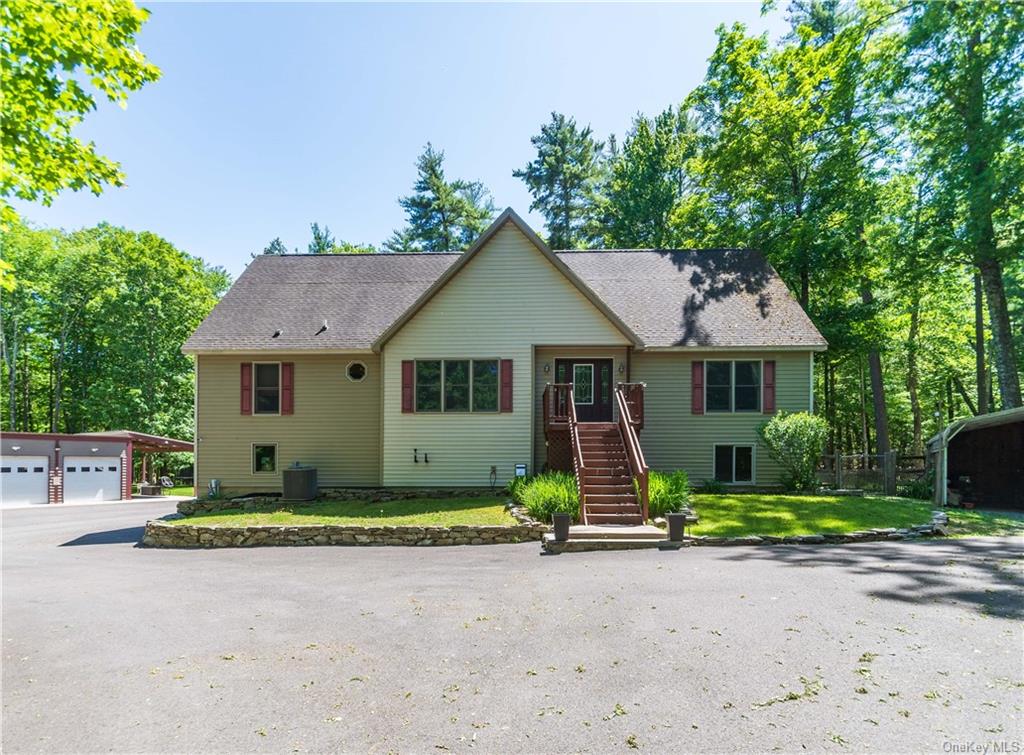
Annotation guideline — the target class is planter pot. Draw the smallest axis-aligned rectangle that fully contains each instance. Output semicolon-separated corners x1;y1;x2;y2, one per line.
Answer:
666;512;686;542
552;513;571;541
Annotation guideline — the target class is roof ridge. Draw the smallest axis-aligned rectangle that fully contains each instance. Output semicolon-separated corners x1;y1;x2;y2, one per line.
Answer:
554;248;756;254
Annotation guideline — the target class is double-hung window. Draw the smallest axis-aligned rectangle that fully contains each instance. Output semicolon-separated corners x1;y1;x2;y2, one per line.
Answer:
415;359;499;413
706;360;761;412
254;363;281;414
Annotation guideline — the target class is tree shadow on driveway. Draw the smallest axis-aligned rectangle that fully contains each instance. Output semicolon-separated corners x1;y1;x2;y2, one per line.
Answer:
60;526;144;547
719;538;1024;620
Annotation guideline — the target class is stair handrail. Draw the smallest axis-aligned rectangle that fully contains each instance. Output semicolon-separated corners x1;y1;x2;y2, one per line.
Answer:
615;385;649;522
567;386;587;525
616;382;646;431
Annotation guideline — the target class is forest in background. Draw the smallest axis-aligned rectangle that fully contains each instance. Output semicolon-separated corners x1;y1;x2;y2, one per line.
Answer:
1;0;1022;461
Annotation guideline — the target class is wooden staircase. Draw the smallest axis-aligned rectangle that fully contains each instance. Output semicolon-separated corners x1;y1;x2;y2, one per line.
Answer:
577;423;643;525
543;381;650;528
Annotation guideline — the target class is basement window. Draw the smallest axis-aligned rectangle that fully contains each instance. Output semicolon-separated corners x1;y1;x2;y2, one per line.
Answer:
714;445;754;484
253;444;277;474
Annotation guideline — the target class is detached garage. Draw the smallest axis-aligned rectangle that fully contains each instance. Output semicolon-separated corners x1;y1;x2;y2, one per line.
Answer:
1;431;192;508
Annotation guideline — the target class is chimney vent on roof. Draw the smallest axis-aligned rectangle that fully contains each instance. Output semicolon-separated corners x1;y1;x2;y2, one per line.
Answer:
272;329;282;338
316;319;328;336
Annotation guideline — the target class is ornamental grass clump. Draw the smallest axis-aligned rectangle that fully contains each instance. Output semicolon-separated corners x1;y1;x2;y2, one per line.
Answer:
757;411;829;491
647;470;691;518
517;472;579;523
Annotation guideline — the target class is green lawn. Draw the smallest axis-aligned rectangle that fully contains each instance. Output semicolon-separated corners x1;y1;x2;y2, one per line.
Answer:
690;494;1024;538
165;486;196;497
170;497;516;527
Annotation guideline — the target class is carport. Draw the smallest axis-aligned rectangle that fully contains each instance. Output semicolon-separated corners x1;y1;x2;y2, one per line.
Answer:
928;406;1024;510
0;431;192;507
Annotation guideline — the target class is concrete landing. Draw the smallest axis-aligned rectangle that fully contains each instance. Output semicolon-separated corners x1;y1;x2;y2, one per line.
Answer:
542;532;683;553
568;524;666;540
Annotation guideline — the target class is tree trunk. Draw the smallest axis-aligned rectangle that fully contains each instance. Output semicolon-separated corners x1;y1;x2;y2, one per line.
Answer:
964;29;1022;409
906;296;923;454
973;273;989;414
860;283;890;455
2;320;17;430
978;257;1021;408
859;359;870;464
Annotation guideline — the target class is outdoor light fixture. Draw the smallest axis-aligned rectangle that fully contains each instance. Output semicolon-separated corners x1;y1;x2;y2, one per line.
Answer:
543;363;550;373
10;445;20;452
90;447;99;453
618;363;625;374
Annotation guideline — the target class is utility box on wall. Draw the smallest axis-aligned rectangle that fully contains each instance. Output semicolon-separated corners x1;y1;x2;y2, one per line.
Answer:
282;464;317;501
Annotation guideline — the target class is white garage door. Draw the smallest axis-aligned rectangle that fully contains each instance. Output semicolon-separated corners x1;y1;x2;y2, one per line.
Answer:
63;456;121;504
1;456;50;507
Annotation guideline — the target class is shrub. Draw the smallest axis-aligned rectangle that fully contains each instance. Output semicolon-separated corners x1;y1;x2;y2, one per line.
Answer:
517;472;579;523
506;475;529;504
647;470;691;517
699;478;727;494
899;476;933;501
757;411;829;491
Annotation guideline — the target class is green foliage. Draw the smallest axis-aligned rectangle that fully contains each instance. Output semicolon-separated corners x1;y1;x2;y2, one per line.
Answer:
258;237;290;256
898;477;933;502
758;412;829;491
308;223;335;254
389;143;495;252
598;108;693;249
516;472;579;523
514;112;604;249
0;0;161;223
506;474;529;504
699;478;727;495
0;218;229;438
647;470;691;518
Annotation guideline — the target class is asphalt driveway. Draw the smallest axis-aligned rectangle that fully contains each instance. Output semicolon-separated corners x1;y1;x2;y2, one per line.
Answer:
2;501;1022;754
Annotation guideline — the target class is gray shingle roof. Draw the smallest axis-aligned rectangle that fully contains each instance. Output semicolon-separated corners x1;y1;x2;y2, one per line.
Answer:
183;247;826;352
557;249;826;348
184;253;460;351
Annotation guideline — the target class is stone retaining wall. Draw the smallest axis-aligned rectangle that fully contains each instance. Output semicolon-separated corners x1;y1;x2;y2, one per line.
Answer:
143;520;548;548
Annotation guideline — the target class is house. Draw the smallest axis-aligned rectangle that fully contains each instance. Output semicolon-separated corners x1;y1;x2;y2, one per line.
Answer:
0;431;193;507
183;209;826;521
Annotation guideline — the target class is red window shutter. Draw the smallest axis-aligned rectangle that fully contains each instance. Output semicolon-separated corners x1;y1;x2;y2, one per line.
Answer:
691;360;704;415
281;362;294;415
500;359;513;412
241;363;253;415
763;360;776;414
401;361;414;413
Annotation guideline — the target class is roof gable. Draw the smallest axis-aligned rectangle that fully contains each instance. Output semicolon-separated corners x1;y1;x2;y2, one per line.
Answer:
371;208;642;350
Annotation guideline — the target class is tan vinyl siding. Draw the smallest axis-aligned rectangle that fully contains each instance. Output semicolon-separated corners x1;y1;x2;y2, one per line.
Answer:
532;346;628;472
382;224;629;487
196;353;381;494
631;351;813;486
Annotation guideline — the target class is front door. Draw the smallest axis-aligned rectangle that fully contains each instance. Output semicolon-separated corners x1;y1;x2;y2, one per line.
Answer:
555;359;614;422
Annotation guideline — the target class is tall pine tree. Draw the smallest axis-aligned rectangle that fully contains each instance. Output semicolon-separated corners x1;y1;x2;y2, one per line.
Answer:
514;113;604;249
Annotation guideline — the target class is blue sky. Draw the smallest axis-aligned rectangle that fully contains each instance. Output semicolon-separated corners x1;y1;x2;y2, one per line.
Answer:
16;2;788;278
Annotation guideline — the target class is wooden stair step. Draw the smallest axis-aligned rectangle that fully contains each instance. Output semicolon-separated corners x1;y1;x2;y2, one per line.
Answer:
586;493;639;504
586;504;643;514
587;513;644;525
584;475;632;485
584;484;634;493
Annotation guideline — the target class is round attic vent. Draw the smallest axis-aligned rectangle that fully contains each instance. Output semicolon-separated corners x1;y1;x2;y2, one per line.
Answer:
346;361;367;383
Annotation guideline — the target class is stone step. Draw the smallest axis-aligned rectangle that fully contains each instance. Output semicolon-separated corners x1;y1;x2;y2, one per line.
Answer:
568;524;666;540
543;534;681;553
